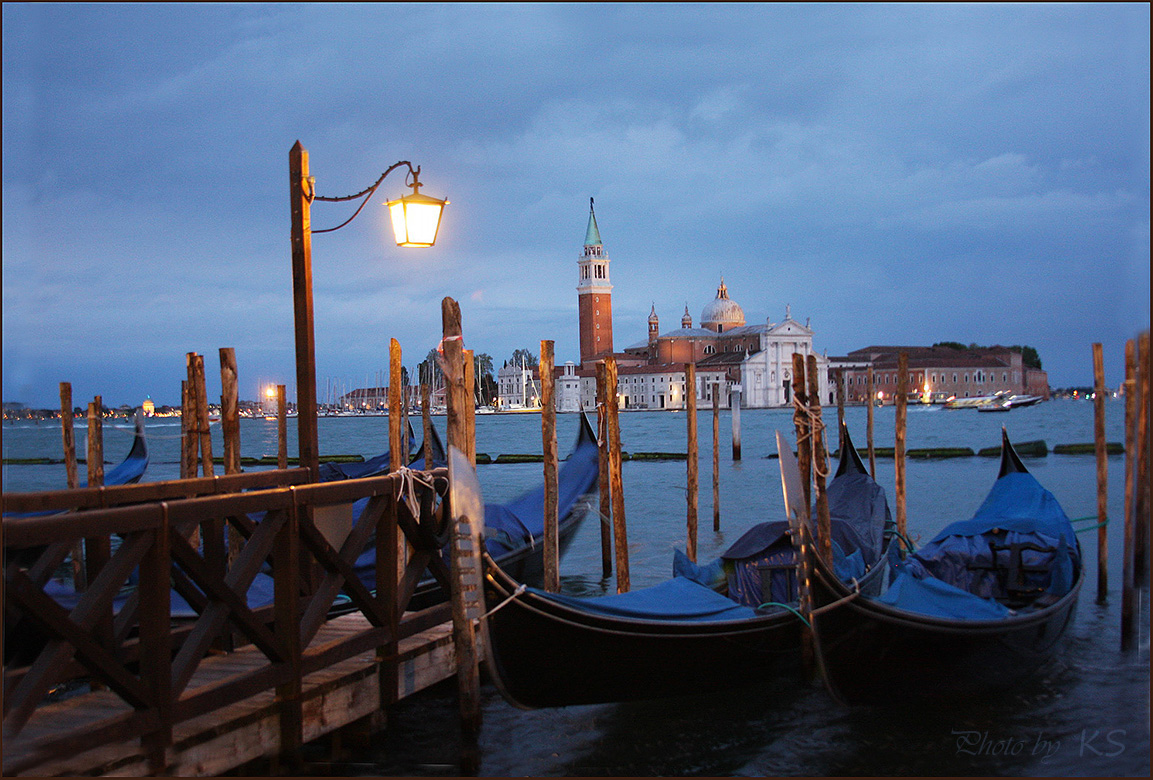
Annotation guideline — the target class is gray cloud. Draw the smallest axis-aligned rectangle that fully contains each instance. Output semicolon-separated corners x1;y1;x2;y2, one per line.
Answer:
3;3;1148;407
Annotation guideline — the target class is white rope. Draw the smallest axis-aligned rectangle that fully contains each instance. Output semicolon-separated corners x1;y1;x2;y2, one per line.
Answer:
393;466;436;518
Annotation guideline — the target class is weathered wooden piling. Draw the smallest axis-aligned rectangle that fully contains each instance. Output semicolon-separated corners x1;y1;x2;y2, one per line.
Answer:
731;387;742;461
185;353;214;479
1093;342;1109;603
390;339;403;473
181;378;196;479
59;382;84;590
59;383;78;490
835;367;845;455
219;348;241;476
867;365;876;478
421;383;433;468
596;362;614;578
792;353;811;512
86;396;113;660
895;352;908;540
219;349;242;567
1135;330;1149;587
464;349;477;466
277;385;288;470
605;357;630;593
712;382;721;532
87;397;104;487
686;363;699;563
540;340;560;592
1122;339;1137;649
440;296;482;739
808;354;831;564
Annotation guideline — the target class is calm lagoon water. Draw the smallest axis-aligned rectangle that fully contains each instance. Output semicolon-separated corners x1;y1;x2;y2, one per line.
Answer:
3;400;1149;776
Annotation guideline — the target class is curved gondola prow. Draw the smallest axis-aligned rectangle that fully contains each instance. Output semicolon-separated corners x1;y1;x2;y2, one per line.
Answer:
99;409;150;486
998;427;1030;478
577;410;597;449
478;550;536;710
833;421;869;479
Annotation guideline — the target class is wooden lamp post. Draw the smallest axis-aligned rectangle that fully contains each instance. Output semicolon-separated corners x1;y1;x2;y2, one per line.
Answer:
288;141;447;479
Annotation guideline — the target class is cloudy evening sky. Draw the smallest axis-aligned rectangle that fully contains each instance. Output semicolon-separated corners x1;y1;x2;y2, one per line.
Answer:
3;3;1149;409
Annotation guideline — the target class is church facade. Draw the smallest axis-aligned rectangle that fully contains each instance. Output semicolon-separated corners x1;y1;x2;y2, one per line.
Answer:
497;201;829;411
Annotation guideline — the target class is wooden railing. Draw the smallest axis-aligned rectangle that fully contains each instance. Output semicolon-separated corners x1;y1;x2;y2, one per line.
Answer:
2;466;453;775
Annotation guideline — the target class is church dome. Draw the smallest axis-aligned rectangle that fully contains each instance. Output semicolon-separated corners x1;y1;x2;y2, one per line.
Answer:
700;278;745;332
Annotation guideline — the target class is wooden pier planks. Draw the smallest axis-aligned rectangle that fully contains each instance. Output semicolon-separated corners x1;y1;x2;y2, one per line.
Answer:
6;615;469;777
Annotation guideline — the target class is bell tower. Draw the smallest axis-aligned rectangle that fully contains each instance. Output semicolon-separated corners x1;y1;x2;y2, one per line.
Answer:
577;198;613;366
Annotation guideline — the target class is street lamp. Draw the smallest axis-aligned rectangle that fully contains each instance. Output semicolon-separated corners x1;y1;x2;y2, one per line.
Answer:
289;140;448;479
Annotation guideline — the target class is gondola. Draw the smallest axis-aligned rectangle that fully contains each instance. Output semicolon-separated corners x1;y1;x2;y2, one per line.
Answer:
804;427;1083;705
480;422;893;708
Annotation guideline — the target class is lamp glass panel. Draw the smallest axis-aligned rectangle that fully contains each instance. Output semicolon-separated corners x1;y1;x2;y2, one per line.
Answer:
400;201;443;247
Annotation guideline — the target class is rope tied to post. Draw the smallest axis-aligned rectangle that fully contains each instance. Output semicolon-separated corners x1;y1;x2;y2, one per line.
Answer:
394;466;436;520
791;393;830;479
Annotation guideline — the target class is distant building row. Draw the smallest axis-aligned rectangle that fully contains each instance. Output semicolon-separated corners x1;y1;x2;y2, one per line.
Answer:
497;200;1047;412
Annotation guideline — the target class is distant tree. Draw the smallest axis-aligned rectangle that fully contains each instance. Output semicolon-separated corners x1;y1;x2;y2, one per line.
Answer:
1009;345;1043;370
934;341;967;351
510;348;538;367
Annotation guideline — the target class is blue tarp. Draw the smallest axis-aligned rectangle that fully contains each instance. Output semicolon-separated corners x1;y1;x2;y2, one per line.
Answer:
718;519;871;607
879;470;1079;620
879;567;1011;620
524;576;758;622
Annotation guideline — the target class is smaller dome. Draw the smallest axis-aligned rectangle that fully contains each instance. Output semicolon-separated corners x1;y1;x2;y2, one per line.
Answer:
701;277;745;331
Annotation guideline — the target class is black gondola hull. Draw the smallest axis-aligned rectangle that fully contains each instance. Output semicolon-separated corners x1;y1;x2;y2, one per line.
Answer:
807;543;1083;706
482;557;806;708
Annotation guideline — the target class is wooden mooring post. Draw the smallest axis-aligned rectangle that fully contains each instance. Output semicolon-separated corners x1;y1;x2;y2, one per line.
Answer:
685;362;699;563
596;362;614;578
712;382;721;532
390;339;403;473
867;364;877;478
58;382;85;591
440;296;482;742
605;356;629;593
792;354;811;512
464;349;477;466
219;348;241;476
1093;342;1109;604
190;353;215;479
808;354;832;564
277;385;288;469
1135;330;1150;588
1121;338;1137;649
895;352;908;540
422;383;433;468
731;387;742;461
541;340;560;592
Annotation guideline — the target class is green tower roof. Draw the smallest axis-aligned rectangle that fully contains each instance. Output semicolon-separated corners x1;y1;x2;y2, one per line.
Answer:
584;197;602;246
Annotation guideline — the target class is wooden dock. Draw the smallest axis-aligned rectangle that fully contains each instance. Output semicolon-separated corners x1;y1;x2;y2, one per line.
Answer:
9;617;462;776
3;466;471;776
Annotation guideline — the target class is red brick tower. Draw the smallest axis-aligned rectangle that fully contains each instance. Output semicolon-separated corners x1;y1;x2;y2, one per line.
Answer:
577;198;613;367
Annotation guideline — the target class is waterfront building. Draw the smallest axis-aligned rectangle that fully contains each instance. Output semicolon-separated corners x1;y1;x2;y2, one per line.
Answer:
830;345;1050;403
142;396;155;417
498;202;830;411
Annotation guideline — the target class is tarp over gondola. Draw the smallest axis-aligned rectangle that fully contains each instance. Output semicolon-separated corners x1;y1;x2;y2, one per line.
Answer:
805;428;1084;704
